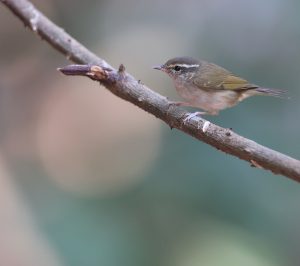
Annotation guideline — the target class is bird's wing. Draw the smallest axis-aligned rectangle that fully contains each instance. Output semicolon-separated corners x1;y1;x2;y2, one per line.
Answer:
193;62;252;91
221;74;251;90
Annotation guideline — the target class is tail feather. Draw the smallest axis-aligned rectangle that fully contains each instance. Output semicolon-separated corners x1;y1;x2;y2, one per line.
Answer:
254;87;289;99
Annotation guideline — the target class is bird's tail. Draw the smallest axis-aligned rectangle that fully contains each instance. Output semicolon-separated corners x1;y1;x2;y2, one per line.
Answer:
254;87;289;99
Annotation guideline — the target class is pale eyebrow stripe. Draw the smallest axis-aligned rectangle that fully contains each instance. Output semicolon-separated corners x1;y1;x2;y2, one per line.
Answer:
169;64;200;68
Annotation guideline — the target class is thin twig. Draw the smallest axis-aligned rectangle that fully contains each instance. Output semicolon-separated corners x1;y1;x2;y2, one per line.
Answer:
2;0;300;182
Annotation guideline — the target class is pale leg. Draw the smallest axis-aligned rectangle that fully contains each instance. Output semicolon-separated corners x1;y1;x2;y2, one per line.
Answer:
168;101;195;108
168;102;206;123
183;111;206;124
183;110;218;127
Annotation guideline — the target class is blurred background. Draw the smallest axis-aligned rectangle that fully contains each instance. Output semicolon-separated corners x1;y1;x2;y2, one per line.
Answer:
1;0;300;265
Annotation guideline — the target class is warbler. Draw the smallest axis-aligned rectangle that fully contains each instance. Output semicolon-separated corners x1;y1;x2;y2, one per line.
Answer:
153;57;286;118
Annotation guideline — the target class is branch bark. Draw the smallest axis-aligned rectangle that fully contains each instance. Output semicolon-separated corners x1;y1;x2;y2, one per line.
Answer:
2;0;300;182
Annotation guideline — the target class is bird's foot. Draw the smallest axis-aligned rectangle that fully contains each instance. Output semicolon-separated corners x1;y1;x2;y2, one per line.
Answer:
183;111;205;124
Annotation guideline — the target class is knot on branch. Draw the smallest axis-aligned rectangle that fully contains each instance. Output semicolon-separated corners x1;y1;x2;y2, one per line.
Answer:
118;64;125;73
89;65;109;80
58;64;112;81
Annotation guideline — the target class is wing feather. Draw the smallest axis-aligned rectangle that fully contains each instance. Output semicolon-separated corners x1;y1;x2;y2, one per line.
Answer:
193;62;252;91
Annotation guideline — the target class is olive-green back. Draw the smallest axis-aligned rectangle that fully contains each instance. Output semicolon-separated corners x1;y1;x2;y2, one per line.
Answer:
193;61;254;91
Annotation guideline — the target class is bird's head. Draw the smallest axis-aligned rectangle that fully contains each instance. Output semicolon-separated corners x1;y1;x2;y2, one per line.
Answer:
153;56;201;81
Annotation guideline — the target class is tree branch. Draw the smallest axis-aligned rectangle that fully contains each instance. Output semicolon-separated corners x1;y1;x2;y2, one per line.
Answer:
2;0;300;182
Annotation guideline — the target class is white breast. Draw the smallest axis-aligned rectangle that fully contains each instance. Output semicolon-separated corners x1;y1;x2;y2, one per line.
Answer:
174;81;239;113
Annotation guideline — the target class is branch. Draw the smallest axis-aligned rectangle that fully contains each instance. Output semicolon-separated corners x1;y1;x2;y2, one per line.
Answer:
2;0;300;182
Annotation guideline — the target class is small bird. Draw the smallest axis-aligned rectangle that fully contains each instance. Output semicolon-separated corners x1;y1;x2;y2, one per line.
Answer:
153;56;286;120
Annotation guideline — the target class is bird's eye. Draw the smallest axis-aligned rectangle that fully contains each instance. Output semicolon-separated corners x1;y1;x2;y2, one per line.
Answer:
174;65;181;71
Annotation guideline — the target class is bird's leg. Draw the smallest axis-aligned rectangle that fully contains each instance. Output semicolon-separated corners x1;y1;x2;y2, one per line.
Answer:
168;101;193;108
167;101;194;116
167;102;206;123
207;110;219;116
183;110;218;125
167;101;199;115
167;101;218;124
183;112;206;124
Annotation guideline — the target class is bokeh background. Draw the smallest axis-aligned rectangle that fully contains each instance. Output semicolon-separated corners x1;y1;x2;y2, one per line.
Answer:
1;0;300;265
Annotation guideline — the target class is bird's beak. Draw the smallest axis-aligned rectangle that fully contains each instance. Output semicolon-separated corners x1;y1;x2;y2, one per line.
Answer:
152;65;163;70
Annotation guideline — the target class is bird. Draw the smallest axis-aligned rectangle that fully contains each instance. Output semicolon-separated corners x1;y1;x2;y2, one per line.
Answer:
153;56;286;121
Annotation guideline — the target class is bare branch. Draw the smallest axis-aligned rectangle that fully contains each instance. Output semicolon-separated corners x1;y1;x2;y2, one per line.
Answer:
2;0;300;182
